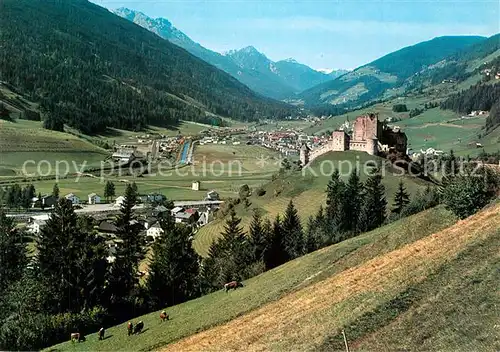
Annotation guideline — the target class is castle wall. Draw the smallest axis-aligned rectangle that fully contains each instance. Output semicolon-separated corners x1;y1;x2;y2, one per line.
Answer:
352;114;379;141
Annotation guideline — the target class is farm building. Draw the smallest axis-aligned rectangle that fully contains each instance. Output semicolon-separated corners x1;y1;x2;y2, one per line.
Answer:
88;193;101;204
192;181;200;191
64;193;80;205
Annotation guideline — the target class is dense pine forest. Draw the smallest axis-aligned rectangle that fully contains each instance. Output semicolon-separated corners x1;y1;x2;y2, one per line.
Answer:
0;0;298;134
440;83;500;133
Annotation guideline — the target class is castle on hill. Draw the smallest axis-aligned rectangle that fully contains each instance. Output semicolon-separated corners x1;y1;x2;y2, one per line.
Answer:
300;113;407;165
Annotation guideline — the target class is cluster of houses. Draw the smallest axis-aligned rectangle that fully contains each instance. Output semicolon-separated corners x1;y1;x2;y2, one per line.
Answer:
482;68;500;80
462;110;488;119
249;130;323;156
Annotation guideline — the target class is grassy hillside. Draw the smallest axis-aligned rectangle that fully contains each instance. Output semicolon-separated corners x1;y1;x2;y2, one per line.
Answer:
45;205;460;351
193;151;429;256
162;201;499;351
300;36;485;107
0;119;108;176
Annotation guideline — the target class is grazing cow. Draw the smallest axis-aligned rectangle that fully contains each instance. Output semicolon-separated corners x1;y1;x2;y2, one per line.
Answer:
133;321;144;334
224;280;243;292
160;311;169;322
127;322;133;336
98;327;105;340
70;333;85;343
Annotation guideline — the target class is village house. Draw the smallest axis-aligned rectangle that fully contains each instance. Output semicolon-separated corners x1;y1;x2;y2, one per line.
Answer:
205;190;219;201
88;193;101;204
174;211;196;224
114;196;125;207
64;193;80;205
146;222;163;239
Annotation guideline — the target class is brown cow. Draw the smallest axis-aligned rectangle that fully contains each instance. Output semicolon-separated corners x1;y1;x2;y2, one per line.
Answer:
70;332;85;342
224;280;243;292
160;311;169;322
127;322;133;336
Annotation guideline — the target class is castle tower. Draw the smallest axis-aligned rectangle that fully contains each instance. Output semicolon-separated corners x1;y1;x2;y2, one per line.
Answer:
300;143;310;166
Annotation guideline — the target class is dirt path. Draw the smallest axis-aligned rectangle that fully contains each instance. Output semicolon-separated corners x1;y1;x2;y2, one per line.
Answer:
160;204;500;351
406;122;482;129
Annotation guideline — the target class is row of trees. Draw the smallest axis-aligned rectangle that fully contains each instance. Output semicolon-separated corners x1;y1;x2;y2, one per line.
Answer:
0;184;37;210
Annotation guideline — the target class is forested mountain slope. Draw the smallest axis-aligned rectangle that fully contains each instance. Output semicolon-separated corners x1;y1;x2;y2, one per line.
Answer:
0;0;296;134
300;36;486;108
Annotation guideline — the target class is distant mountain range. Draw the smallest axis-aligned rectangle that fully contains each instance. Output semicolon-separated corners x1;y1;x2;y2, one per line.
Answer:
113;8;349;100
299;36;489;108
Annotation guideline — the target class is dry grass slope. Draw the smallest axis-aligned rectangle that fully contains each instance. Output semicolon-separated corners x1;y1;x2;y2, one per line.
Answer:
162;202;500;351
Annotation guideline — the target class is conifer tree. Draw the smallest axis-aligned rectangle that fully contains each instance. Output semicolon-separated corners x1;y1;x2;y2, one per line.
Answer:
36;199;91;313
325;169;345;233
361;167;387;231
304;216;320;253
200;209;251;291
392;179;410;216
148;214;200;308
108;183;145;307
104;181;116;202
0;210;27;294
282;200;304;260
52;183;59;198
337;168;364;236
263;214;286;270
249;209;267;262
21;184;35;210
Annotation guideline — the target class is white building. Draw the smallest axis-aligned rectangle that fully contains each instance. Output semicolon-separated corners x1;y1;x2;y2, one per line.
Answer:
192;181;200;191
115;196;125;207
64;193;80;205
146;223;164;239
170;206;184;216
88;193;101;204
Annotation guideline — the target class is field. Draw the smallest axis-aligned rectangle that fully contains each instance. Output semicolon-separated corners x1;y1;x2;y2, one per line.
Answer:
4;143;281;203
45;205;463;352
193;150;429;256
0;120;108;176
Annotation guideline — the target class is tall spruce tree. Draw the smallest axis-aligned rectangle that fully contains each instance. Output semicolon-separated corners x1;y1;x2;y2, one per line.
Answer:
104;181;116;202
263;214;286;270
21;184;35;210
52;183;59;198
325;169;345;233
282;200;304;260
338;168;364;236
200;209;251;291
361;167;387;231
0;210;27;294
147;214;200;308
304;216;320;253
36;198;91;313
249;209;267;262
392;179;410;216
108;183;145;307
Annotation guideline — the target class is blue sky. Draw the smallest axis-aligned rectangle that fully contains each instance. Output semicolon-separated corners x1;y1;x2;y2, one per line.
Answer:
91;0;499;70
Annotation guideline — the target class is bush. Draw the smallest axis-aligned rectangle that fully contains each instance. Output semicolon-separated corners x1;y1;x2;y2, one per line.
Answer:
392;104;408;112
255;187;266;196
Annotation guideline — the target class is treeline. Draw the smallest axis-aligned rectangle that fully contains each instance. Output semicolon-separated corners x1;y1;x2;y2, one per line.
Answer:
0;0;297;134
440;83;500;132
0;184;37;210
